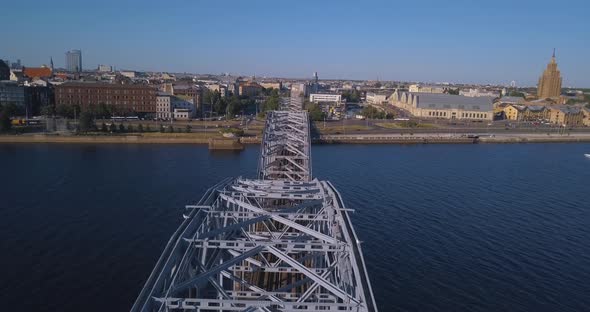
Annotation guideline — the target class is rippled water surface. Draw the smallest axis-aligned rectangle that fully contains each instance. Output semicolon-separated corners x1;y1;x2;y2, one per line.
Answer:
1;143;590;311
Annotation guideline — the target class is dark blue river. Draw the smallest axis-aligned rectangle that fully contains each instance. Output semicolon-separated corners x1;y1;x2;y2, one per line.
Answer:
1;143;590;311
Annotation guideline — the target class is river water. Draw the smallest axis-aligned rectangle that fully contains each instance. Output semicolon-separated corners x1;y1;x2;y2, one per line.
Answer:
1;143;589;311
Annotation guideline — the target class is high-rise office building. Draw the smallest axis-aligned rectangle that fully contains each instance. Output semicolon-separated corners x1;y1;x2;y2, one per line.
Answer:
65;49;82;72
537;49;562;99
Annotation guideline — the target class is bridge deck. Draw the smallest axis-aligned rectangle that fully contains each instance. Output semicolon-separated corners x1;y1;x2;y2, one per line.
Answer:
132;95;377;312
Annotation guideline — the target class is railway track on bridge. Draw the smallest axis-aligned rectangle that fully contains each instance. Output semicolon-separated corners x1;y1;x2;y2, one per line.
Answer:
132;94;377;312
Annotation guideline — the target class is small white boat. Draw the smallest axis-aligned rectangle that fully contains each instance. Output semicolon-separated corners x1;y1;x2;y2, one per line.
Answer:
585;154;590;159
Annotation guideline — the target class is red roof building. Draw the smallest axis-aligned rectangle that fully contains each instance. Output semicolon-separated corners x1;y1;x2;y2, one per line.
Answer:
23;67;52;79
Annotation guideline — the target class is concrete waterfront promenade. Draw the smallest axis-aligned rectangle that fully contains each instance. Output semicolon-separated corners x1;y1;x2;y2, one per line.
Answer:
2;131;590;145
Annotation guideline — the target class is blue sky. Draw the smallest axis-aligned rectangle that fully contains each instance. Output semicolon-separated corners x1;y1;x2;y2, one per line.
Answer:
3;0;589;86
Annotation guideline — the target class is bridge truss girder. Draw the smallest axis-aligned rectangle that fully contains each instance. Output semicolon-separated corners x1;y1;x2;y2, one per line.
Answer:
132;178;376;312
257;109;312;182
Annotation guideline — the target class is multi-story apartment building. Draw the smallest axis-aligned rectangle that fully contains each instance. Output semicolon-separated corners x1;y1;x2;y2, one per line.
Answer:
156;92;172;120
55;82;156;115
309;93;342;104
239;82;262;97
173;84;203;112
259;81;282;90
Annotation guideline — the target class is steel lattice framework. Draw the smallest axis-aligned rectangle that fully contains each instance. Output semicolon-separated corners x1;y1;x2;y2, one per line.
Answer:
132;95;377;312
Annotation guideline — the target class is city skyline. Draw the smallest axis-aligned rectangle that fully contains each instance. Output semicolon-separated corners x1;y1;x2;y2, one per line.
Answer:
2;0;590;87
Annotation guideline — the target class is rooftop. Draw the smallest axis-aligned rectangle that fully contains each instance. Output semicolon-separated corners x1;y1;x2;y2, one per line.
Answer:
497;96;523;103
411;92;494;111
59;81;155;89
23;67;52;78
552;106;581;114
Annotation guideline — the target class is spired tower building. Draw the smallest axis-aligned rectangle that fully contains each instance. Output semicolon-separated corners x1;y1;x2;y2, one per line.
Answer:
537;49;562;99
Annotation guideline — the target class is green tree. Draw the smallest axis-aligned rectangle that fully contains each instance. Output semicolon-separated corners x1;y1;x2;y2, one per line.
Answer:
508;91;525;98
145;124;151;132
342;90;361;103
40;105;56;116
305;102;326;121
159;125;165;133
137;124;144;133
78;111;95;132
262;93;279;112
127;124;134;133
227;96;242;117
185;125;192;133
101;123;108;132
118;124;126;133
361;106;386;119
109;123;117;132
56;104;74;118
96;103;112;119
168;126;175;133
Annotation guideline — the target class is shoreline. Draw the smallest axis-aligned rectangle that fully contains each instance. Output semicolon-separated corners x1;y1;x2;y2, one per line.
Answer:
1;133;590;145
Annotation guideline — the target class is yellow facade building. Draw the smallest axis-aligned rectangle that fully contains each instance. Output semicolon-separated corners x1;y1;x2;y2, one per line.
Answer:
548;106;583;126
523;105;549;121
503;105;526;121
582;108;590;127
537;50;562;99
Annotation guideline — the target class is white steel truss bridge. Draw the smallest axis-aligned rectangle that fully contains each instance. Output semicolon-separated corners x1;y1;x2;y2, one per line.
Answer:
132;96;377;312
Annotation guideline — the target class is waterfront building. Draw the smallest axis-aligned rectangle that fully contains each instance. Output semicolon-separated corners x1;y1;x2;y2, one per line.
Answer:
460;88;500;98
55;82;156;115
537;50;562;99
582;107;590;127
156;92;172;120
238;81;262;97
171;95;195;119
24;84;54;117
503;104;526;121
65;50;82;72
366;92;388;104
309;93;342;104
0;60;9;80
173;108;191;120
408;84;446;94
390;90;494;121
23;66;52;80
173;84;203;112
548;106;583;126
523;105;549;121
0;81;25;108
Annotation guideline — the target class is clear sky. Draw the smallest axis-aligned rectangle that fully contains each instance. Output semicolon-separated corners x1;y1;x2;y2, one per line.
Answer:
3;0;589;87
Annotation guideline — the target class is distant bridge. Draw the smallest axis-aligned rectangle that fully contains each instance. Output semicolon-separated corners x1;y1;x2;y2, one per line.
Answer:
132;94;377;312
